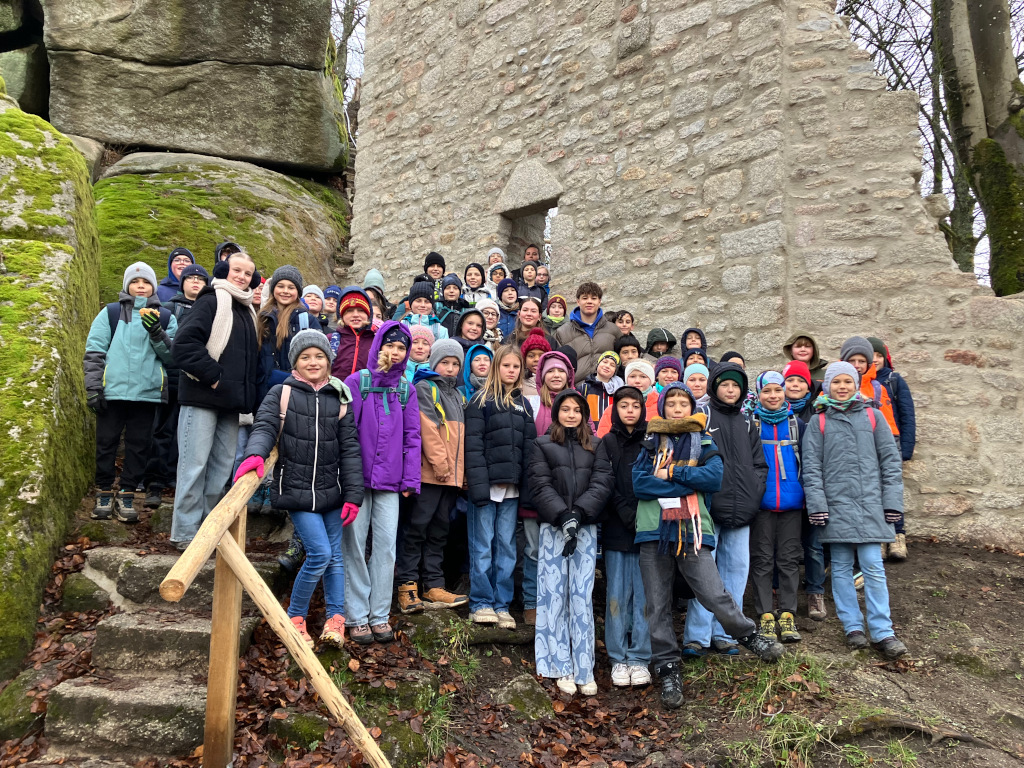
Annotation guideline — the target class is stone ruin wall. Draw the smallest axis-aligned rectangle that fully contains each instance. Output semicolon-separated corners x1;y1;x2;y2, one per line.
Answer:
350;0;1024;547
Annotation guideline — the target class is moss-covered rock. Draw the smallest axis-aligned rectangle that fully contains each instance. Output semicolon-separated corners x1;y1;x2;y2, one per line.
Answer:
59;572;109;612
268;708;329;749
94;152;349;302
0;97;98;679
76;519;131;545
0;663;51;741
492;673;554;721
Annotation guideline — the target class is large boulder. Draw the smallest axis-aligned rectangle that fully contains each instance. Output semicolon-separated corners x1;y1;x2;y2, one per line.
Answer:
0;92;98;679
0;42;49;116
94;152;349;301
44;0;330;69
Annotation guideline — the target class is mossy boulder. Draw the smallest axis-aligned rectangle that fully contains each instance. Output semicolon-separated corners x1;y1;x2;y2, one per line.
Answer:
0;96;99;679
94;152;349;302
268;708;329;749
0;43;49;116
59;572;109;612
0;662;52;741
492;673;554;721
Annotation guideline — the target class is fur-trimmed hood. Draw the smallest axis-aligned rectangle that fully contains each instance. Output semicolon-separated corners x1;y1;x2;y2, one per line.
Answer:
646;413;707;434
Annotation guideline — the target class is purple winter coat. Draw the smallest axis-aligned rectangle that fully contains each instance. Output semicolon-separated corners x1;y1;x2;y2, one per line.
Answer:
344;320;422;494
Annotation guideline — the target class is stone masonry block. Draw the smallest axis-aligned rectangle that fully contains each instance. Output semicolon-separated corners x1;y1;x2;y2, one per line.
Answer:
720;220;786;259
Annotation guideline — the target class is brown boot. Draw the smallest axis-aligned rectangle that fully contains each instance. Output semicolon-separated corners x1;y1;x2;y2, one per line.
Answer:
888;533;908;561
422;586;468;607
398;582;424;614
524;608;537;626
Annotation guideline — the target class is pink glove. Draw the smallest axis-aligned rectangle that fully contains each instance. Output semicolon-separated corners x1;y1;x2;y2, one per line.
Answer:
340;502;360;526
233;456;265;483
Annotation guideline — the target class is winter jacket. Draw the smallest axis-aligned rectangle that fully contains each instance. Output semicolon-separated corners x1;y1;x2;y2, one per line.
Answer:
601;398;647;552
243;377;364;512
643;328;677;359
876;366;916;460
705;363;768;528
464;389;537;507
752;413;806;512
414;369;467;487
84;293;177;404
783;331;828;382
330;324;375;379
452;310;487;352
497;304;518;338
395;311;449;341
259;306;325;388
553;308;622;380
596;388;658;438
157;250;194;303
172;285;260;414
462;284;492;307
343;320;422;494
802;400;903;544
529;433;614;528
435;300;465;338
576;374;623;428
859;365;900;439
166;294;197;326
460;344;492;401
517;282;546;304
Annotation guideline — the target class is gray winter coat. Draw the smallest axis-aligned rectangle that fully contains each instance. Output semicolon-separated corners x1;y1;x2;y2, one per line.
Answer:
801;400;903;545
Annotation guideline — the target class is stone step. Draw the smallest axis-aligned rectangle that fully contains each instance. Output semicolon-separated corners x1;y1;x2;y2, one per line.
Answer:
92;612;261;674
46;675;206;760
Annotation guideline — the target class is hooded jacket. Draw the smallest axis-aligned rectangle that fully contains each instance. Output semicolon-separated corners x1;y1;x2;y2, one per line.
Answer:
643;328;677;359
459;344;492;401
464;384;537;507
329;287;376;379
157;249;195;303
214;242;241;262
858;364;900;439
679;327;708;353
783;332;829;382
243;376;364;512
342;320;422;493
601;387;648;552
576;373;622;427
414;368;467;488
553;308;622;380
85;292;177;404
705;362;768;528
452;309;487;352
259;306;325;388
485;262;511;297
802;399;903;544
875;365;916;460
461;263;492;307
533;350;576;436
363;268;393;319
529;391;614;528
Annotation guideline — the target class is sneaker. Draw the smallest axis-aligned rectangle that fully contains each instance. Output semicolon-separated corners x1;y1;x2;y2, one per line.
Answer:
579;680;598;696
681;642;707;659
711;638;740;656
470;607;498;625
114;491;139;523
629;665;652;686
778;612;801;643
807;593;827;621
888;534;908;561
290;616;315;649
854;571;864;590
658;663;685;709
759;613;778;642
845;630;869;650
278;535;305;574
872;636;908;660
398;582;424;614
611;663;631;687
143;485;163;510
423;586;469;607
496;610;516;630
556;676;577;695
370;621;394;643
320;614;346;647
172;539;191;553
738;632;785;662
524;608;537;626
92;489;114;520
349;624;374;645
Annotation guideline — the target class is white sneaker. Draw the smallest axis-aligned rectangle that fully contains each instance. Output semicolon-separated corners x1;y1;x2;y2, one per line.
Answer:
470;607;498;624
611;663;631;687
556;675;577;695
579;680;598;696
629;665;652;686
496;610;516;630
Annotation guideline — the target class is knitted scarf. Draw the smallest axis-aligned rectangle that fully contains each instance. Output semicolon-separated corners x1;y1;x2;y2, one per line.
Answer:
648;416;704;556
754;401;792;425
207;278;256;362
788;391;813;413
814;392;864;412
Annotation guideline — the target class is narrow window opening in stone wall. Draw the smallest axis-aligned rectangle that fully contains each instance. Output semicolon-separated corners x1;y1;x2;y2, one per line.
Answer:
501;205;558;274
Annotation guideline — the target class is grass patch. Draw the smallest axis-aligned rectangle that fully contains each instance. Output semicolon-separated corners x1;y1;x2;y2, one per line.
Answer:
425;692;453;759
440;617;480;687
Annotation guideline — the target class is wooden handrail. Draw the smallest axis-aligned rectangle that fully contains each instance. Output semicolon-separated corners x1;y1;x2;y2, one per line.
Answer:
160;448;278;603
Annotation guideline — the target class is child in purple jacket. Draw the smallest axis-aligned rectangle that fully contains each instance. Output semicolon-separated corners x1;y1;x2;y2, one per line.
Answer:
342;321;422;645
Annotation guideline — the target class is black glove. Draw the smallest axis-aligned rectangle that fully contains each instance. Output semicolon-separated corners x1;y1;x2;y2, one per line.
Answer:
561;517;580;558
884;509;901;524
141;311;162;336
86;390;106;414
808;510;828;526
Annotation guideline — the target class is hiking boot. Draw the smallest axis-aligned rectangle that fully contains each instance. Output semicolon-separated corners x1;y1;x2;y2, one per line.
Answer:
759;613;778;642
845;630;869;650
658;663;685;709
681;642;707;659
278;535;305;574
496;610;516;630
778;612;801;643
888;534;908;561
579;680;598;696
611;663;631;687
423;586;468;608
630;665;652;686
739;632;785;662
371;621;394;643
524;608;537;626
115;491;139;523
398;582;424;614
290;616;315;649
711;638;739;656
872;636;908;660
92;488;114;520
556;676;577;695
144;485;163;509
807;593;827;621
349;624;374;645
470;607;498;625
320;614;346;647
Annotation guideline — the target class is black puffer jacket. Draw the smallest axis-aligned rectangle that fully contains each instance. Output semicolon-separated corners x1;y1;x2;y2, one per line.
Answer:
244;377;365;513
601;387;647;552
464;390;537;507
705;362;767;528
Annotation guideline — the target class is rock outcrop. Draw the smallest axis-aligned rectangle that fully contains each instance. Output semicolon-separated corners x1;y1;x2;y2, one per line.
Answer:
0;42;48;115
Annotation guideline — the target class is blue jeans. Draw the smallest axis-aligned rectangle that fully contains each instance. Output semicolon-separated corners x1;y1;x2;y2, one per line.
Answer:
288;509;345;619
467;498;518;612
830;542;894;640
342;489;399;627
522;517;539;610
683;524;750;646
604;550;651;666
171;406;239;544
803;518;826;594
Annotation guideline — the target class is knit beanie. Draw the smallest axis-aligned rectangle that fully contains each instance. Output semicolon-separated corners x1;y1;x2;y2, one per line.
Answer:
464;263;486;283
324;285;343;301
682;348;709;367
168;246;195;264
269;265;303;295
123;261;159;292
496;278;518;299
409;325;435;345
719;350;744;365
598;350;620;366
657;382;696;418
520;327;551;357
538;351;572;382
782;360;812;387
654;356;682;377
429;339;465;371
382;324;411;346
713;369;745;390
625;359;656;384
839;335;874;363
486;247;506;262
823;361;859;395
178;264;210;285
424;251;446;272
556;344;578;372
755;371;785;393
288;328;335;368
442;273;463;291
682;363;710;382
408;280;435;303
867;336;888;358
546;295;568;315
338;287;371;318
476;298;499;316
303;285;325;304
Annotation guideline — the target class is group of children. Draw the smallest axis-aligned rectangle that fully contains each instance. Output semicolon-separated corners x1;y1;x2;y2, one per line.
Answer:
84;243;917;709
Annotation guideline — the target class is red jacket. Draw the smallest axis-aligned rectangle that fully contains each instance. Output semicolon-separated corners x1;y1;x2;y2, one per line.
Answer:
331;325;375;379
